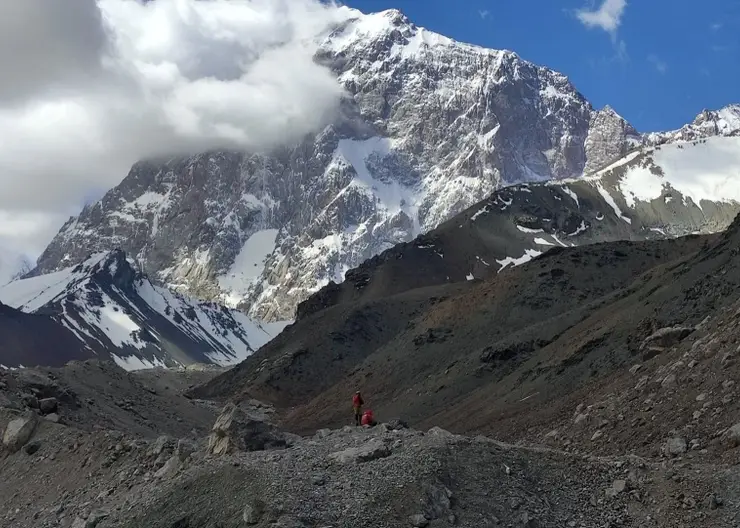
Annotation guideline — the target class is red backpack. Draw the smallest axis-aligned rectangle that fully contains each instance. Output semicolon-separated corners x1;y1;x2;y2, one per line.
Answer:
361;409;374;426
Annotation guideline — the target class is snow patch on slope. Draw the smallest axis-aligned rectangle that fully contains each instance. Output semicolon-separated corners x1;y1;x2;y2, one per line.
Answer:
219;229;280;307
619;137;740;209
496;249;543;273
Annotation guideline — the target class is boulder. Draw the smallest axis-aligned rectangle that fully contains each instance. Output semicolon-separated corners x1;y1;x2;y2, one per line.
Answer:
2;412;38;452
387;418;410;430
606;479;627;498
421;482;453;520
0;392;21;410
176;439;194;461
45;413;60;424
722;423;740;448
242;500;265;525
408;514;429;527
22;394;39;409
427;427;456;440
147;435;174;458
39;397;58;414
154;456;181;479
207;402;289;455
328;439;391;464
642;326;695;350
664;437;687;456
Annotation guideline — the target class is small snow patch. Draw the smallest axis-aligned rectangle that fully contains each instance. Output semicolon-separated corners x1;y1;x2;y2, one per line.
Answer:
516;225;543;234
496;249;543;273
562;187;579;207
566;221;588;237
595;183;631;224
470;206;489;222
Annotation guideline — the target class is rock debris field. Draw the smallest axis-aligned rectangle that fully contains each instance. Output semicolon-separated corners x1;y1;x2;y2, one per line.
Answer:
1;359;739;528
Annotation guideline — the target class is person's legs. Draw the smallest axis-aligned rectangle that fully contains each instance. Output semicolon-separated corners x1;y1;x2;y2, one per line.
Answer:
354;407;362;425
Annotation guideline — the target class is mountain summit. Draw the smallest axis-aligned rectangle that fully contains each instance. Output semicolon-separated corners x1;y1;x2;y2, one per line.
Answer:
28;8;740;323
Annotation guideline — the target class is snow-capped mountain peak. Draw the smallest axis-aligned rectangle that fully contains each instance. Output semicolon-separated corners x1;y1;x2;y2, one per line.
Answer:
645;104;740;145
0;250;285;370
26;7;740;325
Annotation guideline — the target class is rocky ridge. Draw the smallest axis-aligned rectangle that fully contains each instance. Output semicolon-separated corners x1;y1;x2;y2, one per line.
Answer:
29;8;735;323
0;250;284;370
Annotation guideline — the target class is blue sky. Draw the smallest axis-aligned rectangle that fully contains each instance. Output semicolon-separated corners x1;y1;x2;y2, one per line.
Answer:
344;0;740;132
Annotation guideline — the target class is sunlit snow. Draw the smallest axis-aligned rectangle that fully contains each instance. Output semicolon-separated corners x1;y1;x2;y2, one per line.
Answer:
619;137;740;210
496;249;543;273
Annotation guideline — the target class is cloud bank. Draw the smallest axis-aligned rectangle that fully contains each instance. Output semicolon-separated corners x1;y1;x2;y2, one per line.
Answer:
0;0;348;260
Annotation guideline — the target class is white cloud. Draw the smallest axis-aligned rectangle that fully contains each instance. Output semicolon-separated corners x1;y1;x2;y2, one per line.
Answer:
647;54;667;74
576;0;627;35
479;10;490;20
711;23;722;31
0;0;349;264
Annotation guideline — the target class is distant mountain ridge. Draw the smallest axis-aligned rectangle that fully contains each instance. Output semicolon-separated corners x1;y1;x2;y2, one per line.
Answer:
0;250;284;370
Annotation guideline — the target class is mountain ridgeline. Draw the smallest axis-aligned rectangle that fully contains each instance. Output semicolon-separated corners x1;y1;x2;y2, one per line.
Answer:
0;251;283;370
28;9;740;324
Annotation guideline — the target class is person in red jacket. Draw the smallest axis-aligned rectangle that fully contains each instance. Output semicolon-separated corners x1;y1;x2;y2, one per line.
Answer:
352;391;364;425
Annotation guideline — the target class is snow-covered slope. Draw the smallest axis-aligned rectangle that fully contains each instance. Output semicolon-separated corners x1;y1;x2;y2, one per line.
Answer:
28;8;740;323
0;251;284;370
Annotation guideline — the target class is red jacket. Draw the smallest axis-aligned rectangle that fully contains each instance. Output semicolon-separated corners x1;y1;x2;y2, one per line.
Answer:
353;394;363;407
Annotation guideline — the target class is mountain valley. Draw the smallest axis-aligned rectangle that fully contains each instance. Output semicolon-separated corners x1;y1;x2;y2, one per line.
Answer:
2;5;740;528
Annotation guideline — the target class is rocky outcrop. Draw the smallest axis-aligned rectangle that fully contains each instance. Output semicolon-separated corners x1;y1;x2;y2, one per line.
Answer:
583;106;641;174
2;412;37;452
327;438;391;464
207;402;290;455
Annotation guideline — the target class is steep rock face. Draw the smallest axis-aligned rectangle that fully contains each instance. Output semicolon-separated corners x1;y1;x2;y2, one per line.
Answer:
0;251;283;370
31;9;640;322
583;106;641;174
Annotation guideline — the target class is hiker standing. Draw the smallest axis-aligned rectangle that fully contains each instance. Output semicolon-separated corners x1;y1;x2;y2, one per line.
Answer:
352;391;364;425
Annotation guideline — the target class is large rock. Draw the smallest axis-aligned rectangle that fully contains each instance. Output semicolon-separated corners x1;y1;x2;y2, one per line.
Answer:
242;500;265;525
2;412;38;452
642;326;695;350
663;437;688;456
39;397;58;414
328;439;391;464
207;402;289;455
154;456;181;479
723;423;740;448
